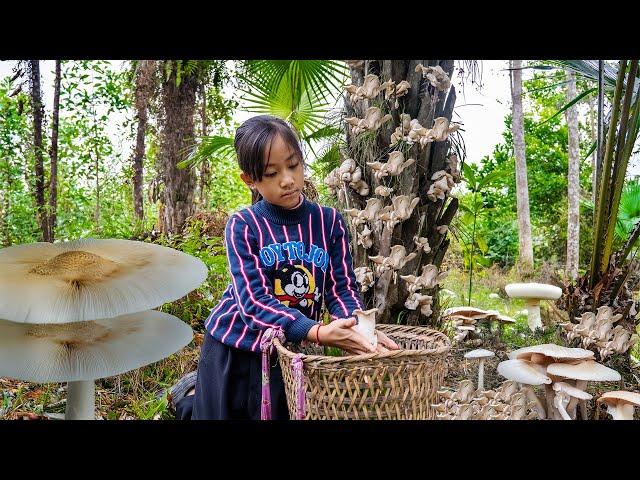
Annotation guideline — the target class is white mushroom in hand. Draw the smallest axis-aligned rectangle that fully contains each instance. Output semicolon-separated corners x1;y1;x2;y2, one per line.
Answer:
464;348;495;391
0;311;192;419
352;308;379;347
597;391;640;420
0;239;208;324
504;283;563;331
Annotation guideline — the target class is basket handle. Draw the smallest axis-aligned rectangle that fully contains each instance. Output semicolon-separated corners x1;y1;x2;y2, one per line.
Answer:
260;327;306;420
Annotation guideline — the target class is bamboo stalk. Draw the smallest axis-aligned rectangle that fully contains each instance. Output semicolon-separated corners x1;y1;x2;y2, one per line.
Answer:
601;60;639;273
590;60;628;287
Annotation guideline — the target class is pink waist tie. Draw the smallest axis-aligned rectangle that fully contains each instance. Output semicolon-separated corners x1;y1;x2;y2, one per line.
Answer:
259;327;306;420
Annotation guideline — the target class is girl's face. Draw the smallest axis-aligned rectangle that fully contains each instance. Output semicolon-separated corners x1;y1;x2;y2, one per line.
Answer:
241;133;304;209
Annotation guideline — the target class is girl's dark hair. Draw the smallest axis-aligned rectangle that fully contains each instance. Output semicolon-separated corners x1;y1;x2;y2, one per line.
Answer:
234;115;304;204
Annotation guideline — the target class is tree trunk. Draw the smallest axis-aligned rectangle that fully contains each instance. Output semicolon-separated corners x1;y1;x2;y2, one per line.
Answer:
198;82;210;208
588;95;597;205
159;63;199;234
133;60;156;232
339;60;460;326
48;60;61;242
509;60;534;274
565;69;580;281
28;60;49;242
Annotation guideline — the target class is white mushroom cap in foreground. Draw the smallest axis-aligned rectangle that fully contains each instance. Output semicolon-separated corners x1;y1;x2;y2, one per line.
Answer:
0;310;193;382
497;359;552;385
464;349;495;359
509;344;594;362
546;360;621;382
597;391;640;420
553;382;593;400
0;239;208;324
505;283;562;300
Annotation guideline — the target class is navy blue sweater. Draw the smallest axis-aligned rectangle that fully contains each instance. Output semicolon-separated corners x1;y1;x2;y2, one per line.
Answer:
204;195;364;353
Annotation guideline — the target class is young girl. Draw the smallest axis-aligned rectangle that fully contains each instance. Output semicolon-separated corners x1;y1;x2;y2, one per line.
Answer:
173;115;398;420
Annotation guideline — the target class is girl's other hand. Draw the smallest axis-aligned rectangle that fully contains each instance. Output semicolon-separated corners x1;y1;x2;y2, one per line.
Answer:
375;329;400;350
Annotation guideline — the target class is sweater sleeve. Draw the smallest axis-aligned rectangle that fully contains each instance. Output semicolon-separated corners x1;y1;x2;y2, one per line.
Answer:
323;210;365;319
225;214;318;342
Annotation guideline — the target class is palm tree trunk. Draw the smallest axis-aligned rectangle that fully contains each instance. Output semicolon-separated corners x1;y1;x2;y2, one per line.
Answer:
509;60;534;274
159;63;198;234
341;60;460;326
28;60;49;242
565;69;580;281
48;60;61;242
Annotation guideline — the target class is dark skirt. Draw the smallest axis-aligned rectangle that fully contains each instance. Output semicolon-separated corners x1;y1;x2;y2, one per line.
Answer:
175;331;290;420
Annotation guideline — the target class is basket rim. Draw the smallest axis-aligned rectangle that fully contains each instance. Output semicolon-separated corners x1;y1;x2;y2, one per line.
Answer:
274;324;451;365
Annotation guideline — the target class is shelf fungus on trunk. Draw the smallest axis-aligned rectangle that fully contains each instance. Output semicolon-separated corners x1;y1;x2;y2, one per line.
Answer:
427;170;456;202
367;151;416;181
357;225;373;249
415;63;452;91
345;106;392;136
0;239;208;324
354;266;374;293
369;245;418;279
345;73;384;103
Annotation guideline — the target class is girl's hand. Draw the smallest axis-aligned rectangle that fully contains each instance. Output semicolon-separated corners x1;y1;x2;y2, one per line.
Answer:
312;318;377;354
375;329;400;351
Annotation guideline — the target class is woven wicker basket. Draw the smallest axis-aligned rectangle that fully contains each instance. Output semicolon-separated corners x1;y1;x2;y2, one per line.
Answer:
274;324;451;420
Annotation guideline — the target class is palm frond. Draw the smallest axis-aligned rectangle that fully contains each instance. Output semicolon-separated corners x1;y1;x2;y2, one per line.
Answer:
178;135;235;169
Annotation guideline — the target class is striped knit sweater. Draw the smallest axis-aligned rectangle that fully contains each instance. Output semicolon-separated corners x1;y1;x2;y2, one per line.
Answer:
204;195;364;353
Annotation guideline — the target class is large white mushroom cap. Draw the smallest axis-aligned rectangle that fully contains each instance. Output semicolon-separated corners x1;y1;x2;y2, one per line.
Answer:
505;283;562;300
0;310;193;382
597;391;640;408
508;344;594;362
497;359;552;385
0;239;208;323
546;360;621;382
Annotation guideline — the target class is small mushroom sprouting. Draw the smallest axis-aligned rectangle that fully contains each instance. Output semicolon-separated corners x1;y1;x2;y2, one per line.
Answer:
374;185;393;197
369;245;418;277
357;225;373;249
413;236;431;254
354;266;374;293
352;308;379;347
464;348;495;391
344;74;383;103
427;170;456;202
390;114;412;146
367;151;415;181
597;391;640;420
345;106;392;135
504;283;563;331
415;63;451;91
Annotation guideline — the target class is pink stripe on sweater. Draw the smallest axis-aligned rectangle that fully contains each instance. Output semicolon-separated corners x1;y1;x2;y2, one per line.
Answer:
246;208;264;249
205;290;232;330
221;312;239;343
261;216;279;269
338;218;362;308
229;217;295;322
210;300;238;335
321;206;348;317
235;324;249;348
251;330;263;352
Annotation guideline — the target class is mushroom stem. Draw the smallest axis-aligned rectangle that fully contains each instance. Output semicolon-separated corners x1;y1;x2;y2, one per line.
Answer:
608;403;635;420
478;359;485;391
556;398;572;420
65;380;95;420
566;380;587;420
525;301;542;331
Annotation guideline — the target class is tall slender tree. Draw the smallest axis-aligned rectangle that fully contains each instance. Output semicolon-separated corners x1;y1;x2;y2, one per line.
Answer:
132;60;156;231
565;69;580;280
48;60;61;242
509;60;534;274
28;60;50;242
